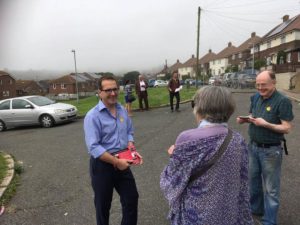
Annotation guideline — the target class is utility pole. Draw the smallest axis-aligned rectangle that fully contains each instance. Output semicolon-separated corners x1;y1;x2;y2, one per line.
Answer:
196;6;201;88
71;49;79;104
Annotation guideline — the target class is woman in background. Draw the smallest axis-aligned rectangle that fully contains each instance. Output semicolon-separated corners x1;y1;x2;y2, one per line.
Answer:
124;80;133;116
160;86;253;225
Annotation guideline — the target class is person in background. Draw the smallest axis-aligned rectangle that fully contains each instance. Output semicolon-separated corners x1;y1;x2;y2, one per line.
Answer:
124;80;133;116
160;86;253;225
84;75;143;225
135;74;149;111
237;70;293;225
168;71;180;112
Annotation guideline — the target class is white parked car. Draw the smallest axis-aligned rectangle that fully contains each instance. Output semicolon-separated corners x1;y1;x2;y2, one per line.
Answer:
154;80;168;87
0;95;78;131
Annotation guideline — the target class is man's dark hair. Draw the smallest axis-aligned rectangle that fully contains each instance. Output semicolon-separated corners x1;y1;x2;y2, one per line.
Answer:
98;75;118;90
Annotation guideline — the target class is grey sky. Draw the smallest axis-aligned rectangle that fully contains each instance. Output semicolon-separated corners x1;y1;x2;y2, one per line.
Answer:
0;0;299;74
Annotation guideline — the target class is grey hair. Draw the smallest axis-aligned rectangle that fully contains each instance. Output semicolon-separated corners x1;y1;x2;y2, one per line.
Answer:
193;86;235;123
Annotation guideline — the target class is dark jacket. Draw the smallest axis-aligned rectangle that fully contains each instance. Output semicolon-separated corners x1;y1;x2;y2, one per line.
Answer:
168;78;180;93
135;80;148;96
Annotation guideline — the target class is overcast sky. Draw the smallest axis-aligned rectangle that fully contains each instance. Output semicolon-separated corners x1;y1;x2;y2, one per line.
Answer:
0;0;299;74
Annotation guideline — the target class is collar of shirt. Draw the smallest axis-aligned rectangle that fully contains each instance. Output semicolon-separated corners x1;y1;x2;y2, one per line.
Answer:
198;119;228;128
97;100;121;112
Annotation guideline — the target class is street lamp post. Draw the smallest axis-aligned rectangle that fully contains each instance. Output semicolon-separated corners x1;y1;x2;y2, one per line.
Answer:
71;49;79;104
252;43;255;74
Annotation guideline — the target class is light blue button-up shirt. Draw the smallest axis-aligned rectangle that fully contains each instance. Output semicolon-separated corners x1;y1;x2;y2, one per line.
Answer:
84;101;134;159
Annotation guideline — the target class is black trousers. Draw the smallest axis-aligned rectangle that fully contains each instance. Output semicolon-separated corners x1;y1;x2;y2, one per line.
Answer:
90;157;139;225
169;91;180;110
138;91;149;110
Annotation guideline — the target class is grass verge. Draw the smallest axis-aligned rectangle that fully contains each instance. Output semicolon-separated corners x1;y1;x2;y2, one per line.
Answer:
0;158;23;206
63;86;199;116
0;153;7;184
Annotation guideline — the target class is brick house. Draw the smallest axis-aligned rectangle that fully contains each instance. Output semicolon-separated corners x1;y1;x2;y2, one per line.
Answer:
257;14;300;89
199;49;217;76
178;55;199;79
0;71;16;100
228;32;261;72
16;80;44;96
210;42;237;76
48;73;97;97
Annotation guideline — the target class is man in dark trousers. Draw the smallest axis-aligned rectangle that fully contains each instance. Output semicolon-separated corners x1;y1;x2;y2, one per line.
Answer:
168;71;181;112
135;74;149;111
237;70;293;225
84;75;143;225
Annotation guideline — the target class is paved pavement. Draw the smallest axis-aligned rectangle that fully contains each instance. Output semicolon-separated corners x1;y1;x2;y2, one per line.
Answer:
0;91;299;225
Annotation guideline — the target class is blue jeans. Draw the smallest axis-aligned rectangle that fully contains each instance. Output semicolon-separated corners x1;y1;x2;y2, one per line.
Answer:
248;143;283;225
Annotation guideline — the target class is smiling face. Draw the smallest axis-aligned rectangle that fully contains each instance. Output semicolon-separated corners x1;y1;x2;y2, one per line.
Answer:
99;79;119;108
255;71;276;99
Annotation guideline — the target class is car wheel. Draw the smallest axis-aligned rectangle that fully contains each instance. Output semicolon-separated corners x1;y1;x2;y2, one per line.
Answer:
40;114;55;128
0;120;6;132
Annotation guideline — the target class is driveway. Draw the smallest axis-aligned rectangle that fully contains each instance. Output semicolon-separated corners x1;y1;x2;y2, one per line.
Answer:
0;92;299;225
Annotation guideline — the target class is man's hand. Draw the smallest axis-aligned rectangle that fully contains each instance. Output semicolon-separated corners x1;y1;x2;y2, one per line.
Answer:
132;152;143;165
115;158;133;170
248;117;268;127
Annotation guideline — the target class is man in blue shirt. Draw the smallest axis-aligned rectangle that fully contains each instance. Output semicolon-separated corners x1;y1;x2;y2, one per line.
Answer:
237;70;294;225
84;75;143;225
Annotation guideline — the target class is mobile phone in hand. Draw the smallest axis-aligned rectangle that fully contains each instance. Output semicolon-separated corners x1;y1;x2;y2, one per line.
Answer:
239;116;251;119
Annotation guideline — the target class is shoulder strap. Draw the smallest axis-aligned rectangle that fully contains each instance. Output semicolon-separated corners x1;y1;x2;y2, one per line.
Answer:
188;129;233;184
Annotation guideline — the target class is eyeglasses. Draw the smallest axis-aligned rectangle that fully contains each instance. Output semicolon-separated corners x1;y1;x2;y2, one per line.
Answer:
255;83;268;88
101;88;119;94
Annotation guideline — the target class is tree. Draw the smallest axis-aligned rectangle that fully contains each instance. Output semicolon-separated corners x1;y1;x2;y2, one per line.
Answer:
276;50;287;65
254;59;266;70
123;71;140;84
225;65;238;73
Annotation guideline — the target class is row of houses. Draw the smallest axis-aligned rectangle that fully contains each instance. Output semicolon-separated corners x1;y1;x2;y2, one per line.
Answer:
159;14;300;90
0;71;100;100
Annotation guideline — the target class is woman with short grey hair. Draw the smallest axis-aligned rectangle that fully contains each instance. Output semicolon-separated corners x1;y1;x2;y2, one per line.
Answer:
160;86;253;225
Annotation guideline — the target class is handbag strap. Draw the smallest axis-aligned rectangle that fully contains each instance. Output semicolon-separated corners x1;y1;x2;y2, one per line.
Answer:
188;128;233;184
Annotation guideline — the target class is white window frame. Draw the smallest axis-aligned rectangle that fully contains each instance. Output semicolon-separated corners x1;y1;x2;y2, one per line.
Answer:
267;41;271;48
53;84;56;89
239;53;242;59
61;83;66;89
298;52;300;62
232;55;235;60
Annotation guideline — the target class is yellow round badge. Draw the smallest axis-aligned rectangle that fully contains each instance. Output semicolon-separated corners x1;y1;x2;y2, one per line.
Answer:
266;106;271;112
120;116;124;122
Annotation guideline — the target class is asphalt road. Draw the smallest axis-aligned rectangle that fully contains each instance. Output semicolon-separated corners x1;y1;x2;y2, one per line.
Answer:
0;92;299;225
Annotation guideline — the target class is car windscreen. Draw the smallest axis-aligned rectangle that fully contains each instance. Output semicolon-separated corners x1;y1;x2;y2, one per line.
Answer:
27;96;55;106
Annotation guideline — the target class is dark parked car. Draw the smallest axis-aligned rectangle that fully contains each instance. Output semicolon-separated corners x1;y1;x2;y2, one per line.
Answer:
243;74;256;88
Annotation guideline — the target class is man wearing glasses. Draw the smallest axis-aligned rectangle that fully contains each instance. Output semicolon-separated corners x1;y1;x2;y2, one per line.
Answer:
237;70;293;225
84;75;143;225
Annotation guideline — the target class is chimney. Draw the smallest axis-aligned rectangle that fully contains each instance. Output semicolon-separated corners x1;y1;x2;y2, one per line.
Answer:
228;42;232;47
177;59;179;63
251;32;256;38
192;54;195;58
209;49;212;53
283;15;289;22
